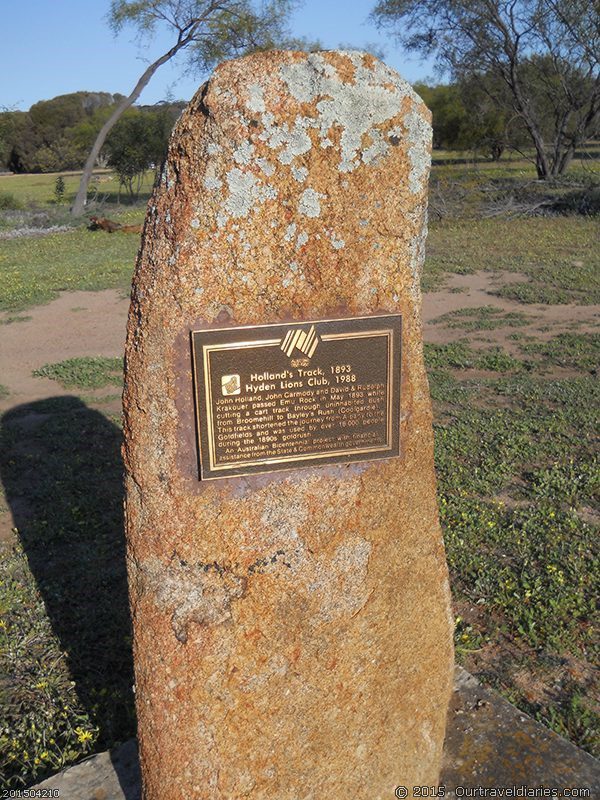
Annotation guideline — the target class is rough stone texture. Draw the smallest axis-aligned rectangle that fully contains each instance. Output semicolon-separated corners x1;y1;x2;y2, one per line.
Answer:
32;668;600;798
441;668;600;794
123;50;454;799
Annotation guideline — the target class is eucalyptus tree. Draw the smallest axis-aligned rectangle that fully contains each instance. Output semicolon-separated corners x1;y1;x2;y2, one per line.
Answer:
71;0;302;215
371;0;600;178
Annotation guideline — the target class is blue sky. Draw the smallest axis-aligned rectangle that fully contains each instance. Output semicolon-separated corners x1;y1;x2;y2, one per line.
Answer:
1;0;436;111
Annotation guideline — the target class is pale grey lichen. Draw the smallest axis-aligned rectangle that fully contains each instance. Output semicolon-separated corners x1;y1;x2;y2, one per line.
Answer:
233;140;255;165
306;536;372;624
224;168;258;218
141;557;247;642
262;185;278;201
259;117;312;165
191;218;200;229
329;233;345;250
361;129;389;165
223;168;276;219
206;142;221;156
291;165;308;182
296;231;309;249
257;158;275;177
393;110;431;194
278;51;418;174
284;222;297;242
246;82;266;114
203;176;222;191
298;188;324;218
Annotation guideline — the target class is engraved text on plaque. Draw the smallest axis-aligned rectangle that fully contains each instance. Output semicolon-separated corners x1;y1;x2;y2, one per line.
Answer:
191;314;401;479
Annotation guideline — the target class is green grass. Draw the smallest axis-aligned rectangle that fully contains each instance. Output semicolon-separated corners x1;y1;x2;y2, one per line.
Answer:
0;170;154;208
430;353;599;756
519;333;600;373
0;315;32;325
0;543;98;784
431;306;531;330
0;385;9;400
33;357;123;390
0;229;138;311
424;341;529;373
0;398;134;788
425;217;599;301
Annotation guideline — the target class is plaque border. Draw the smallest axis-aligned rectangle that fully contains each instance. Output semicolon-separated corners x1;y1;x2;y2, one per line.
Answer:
191;314;401;480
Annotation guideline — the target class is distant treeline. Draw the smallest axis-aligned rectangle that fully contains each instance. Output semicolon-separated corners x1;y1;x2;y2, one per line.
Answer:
0;91;186;175
1;72;596;179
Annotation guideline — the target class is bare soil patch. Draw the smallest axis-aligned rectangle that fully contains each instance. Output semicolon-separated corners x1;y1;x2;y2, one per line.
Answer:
0;270;595;543
424;271;600;357
0;289;129;414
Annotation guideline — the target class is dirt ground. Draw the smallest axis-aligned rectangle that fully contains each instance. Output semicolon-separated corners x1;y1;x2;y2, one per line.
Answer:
2;271;599;410
1;271;599;545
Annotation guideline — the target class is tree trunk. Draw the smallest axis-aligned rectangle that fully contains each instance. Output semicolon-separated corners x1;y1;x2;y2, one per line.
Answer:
71;36;192;216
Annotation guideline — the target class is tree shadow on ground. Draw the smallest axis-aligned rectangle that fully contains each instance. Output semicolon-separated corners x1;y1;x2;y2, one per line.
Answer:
0;397;135;755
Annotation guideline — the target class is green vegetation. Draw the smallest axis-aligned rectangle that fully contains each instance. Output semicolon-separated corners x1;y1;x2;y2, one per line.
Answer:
0;170;154;211
0;192;24;211
431;306;531;331
0;385;9;399
426;216;599;301
0;227;139;311
372;1;599;180
0;92;183;178
519;332;600;373
426;344;599;756
0;544;98;783
0;315;32;325
33;357;123;390
0;399;134;788
424;341;529;373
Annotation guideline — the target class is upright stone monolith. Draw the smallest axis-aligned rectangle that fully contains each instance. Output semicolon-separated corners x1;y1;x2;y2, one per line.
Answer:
123;50;454;799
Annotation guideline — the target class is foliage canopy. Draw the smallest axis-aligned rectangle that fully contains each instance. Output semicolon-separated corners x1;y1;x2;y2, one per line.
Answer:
71;0;305;214
371;0;600;177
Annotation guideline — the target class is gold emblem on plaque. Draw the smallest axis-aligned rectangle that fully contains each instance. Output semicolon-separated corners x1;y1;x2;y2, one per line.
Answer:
221;374;241;395
280;325;319;359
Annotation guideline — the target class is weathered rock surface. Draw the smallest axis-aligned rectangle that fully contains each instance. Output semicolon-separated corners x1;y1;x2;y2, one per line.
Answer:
32;668;600;798
123;50;454;799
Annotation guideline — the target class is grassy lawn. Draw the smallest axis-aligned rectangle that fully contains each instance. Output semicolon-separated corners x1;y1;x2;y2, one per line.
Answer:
0;170;154;209
0;229;139;311
427;349;599;754
0;169;149;312
425;217;599;302
0;161;598;787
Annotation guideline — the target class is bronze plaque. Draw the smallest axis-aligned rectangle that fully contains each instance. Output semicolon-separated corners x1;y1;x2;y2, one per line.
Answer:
191;314;401;479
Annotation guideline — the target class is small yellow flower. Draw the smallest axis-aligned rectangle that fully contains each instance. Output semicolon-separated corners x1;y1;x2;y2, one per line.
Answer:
75;727;93;745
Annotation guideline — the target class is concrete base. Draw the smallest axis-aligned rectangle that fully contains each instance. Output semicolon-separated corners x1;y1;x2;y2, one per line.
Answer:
33;668;599;798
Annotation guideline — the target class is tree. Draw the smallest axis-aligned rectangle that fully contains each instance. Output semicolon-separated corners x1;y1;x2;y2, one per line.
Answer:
106;107;177;199
71;0;303;216
0;93;123;174
371;0;600;179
